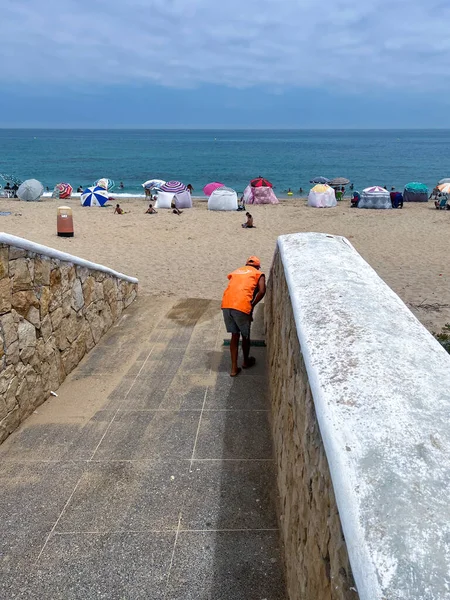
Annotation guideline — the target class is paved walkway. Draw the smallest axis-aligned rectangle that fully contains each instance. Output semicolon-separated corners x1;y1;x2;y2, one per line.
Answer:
0;296;286;599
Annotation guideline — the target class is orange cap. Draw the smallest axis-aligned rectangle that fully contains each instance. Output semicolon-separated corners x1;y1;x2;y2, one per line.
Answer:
246;256;261;268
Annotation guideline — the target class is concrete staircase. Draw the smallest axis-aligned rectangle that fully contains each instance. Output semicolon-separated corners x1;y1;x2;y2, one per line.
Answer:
0;296;286;599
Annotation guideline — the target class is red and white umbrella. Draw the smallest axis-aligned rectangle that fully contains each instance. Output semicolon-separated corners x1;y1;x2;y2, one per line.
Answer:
54;183;73;199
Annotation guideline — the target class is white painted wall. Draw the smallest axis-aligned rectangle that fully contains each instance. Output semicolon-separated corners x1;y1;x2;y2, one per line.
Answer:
277;232;450;600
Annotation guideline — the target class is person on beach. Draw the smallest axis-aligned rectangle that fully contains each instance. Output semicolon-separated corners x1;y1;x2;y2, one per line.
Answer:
114;204;125;214
299;187;303;194
242;212;253;228
77;186;83;193
119;181;124;189
172;207;183;215
221;256;266;377
145;203;157;214
237;196;245;211
187;184;194;193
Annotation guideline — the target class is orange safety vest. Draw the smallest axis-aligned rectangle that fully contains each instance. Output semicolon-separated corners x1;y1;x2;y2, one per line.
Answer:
221;265;263;314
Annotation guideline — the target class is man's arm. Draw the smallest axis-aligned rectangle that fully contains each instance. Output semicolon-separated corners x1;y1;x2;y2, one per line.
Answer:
251;275;266;309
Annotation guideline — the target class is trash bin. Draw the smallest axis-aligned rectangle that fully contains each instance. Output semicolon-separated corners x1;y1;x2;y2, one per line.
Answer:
57;206;74;237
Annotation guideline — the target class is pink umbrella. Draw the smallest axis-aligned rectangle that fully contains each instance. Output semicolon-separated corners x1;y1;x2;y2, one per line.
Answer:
203;182;224;196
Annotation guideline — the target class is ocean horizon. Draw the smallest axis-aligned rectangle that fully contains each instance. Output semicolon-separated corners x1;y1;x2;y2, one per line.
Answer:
1;128;449;197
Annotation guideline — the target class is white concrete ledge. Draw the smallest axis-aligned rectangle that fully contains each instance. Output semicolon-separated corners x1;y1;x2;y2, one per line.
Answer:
277;232;450;600
0;233;138;284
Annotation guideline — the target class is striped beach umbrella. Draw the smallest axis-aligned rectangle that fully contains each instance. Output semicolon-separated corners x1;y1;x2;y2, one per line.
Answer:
250;177;272;188
203;182;224;196
80;186;109;207
95;178;115;191
54;183;73;199
437;183;450;194
310;176;330;184
160;181;187;193
363;186;388;193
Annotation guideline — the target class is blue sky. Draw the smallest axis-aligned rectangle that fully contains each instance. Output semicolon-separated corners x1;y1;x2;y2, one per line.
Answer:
2;0;450;128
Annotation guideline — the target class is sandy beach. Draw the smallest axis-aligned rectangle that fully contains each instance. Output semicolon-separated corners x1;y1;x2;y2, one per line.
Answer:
0;196;448;334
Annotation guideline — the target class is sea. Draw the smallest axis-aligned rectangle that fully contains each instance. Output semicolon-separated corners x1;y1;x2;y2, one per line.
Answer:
1;129;450;197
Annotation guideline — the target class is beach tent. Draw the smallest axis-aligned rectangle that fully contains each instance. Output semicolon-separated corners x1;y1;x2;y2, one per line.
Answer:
208;186;238;211
80;186;109;207
358;186;391;209
310;176;330;184
307;184;336;208
17;179;44;201
403;182;428;202
156;180;192;209
243;184;279;205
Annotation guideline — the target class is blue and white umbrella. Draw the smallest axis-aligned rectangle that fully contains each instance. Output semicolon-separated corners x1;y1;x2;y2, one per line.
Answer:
160;180;187;193
143;179;166;190
80;186;109;207
94;178;115;191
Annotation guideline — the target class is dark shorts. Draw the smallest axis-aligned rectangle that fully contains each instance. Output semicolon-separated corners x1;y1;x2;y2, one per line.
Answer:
222;308;251;338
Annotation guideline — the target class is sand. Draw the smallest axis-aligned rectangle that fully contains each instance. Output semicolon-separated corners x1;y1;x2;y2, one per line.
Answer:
0;196;449;334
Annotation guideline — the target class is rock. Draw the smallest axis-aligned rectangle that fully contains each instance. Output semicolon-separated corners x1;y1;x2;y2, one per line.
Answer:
72;278;85;312
65;310;82;344
89;313;105;344
34;257;51;286
27;306;40;328
0;277;12;314
82;276;95;306
50;267;61;288
50;307;63;330
0;365;15;394
0;406;20;441
20;345;36;363
0;397;8;421
9;247;27;260
54;324;70;351
40;314;52;342
76;265;90;283
5;340;19;365
18;320;36;350
16;376;30;413
60;264;76;292
0;247;9;279
0;313;18;346
93;281;104;302
10;258;33;291
39;286;51;318
11;290;39;318
62;290;72;317
5;376;18;411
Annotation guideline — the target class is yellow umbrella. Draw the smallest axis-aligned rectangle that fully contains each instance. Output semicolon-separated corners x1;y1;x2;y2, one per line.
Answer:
311;184;332;193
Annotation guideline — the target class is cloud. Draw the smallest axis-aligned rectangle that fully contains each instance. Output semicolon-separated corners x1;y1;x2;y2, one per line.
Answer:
2;0;449;91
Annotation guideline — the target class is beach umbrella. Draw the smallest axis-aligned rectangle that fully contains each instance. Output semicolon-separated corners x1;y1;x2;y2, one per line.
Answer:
17;179;44;201
203;182;224;196
363;186;388;193
250;177;272;187
54;183;73;199
143;179;166;189
95;178;115;191
160;181;187;193
80;186;109;207
329;177;350;186
310;176;330;184
437;183;450;193
438;178;450;184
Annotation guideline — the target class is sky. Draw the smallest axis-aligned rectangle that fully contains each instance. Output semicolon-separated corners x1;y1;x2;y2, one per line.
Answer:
2;0;450;128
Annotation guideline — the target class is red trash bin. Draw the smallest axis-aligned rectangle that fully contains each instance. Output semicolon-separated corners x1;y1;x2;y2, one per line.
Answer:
57;206;74;237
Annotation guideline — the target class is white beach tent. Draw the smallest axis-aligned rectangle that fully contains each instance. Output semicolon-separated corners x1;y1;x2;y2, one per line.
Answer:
307;184;337;208
208;186;238;211
155;181;192;209
358;186;391;209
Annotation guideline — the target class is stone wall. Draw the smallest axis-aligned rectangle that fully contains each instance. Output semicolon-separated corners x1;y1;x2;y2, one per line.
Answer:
0;236;138;444
266;249;358;600
265;232;450;600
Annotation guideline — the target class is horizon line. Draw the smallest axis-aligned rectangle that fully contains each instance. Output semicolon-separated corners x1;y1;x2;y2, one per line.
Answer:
1;126;450;131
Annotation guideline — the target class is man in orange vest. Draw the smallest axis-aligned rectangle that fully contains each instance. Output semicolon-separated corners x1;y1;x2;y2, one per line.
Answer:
221;256;266;376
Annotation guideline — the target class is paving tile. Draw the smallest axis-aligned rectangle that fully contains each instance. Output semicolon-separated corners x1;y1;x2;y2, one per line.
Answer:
0;411;115;462
182;460;278;530
31;532;175;599
57;461;188;533
93;410;200;460
194;410;274;460
165;531;286;600
0;530;48;581
204;375;269;410
0;461;85;533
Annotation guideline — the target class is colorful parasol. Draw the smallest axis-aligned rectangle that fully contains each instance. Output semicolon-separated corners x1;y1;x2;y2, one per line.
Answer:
54;183;73;199
95;178;115;191
203;182;224;196
250;177;272;187
80;186;109;207
160;181;187;193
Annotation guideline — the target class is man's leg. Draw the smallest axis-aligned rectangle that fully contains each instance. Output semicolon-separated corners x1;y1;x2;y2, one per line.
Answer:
230;333;241;377
242;335;251;366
